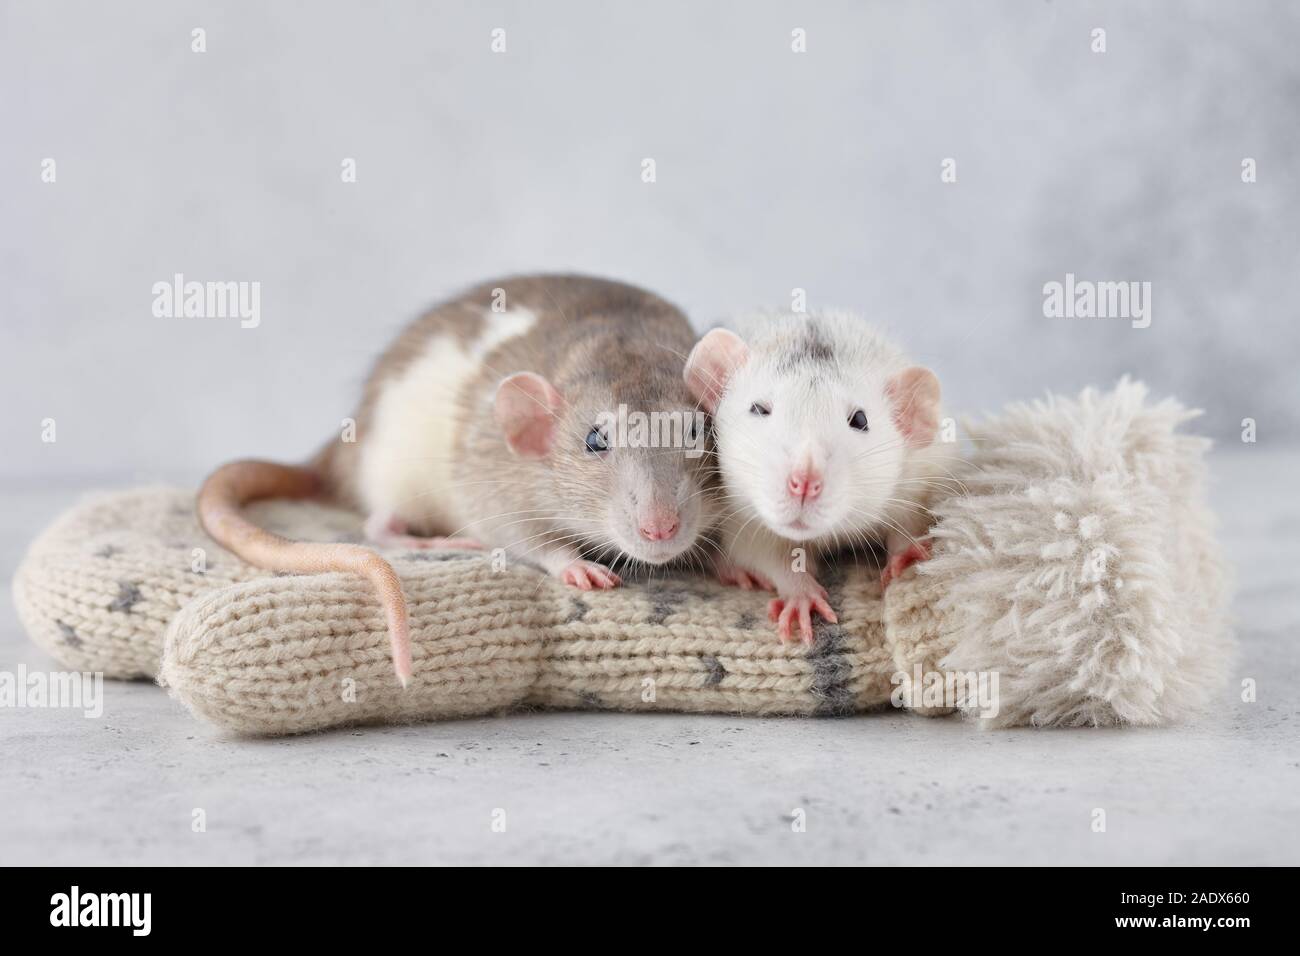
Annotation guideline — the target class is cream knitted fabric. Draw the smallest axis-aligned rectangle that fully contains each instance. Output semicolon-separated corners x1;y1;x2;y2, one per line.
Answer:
13;380;1232;735
15;487;922;732
161;552;912;734
13;489;366;680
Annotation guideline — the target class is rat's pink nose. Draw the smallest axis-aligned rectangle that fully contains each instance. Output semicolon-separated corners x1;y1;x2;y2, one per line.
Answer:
638;511;680;541
787;468;823;503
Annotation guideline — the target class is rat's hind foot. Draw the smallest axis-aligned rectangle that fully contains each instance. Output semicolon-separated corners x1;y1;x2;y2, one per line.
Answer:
365;513;484;551
560;560;622;591
716;562;775;592
880;539;932;590
411;536;486;550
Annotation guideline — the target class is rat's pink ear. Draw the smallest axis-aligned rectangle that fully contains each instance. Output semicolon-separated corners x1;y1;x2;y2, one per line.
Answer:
684;328;749;414
886;366;941;446
494;372;564;459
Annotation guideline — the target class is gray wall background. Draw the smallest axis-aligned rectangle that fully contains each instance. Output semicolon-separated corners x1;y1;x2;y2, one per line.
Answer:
4;0;1297;484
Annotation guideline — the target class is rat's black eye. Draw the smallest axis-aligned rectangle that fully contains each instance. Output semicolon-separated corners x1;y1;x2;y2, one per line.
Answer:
848;409;869;432
750;402;771;417
584;427;609;454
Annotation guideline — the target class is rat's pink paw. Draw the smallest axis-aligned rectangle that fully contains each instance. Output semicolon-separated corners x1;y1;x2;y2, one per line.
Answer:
767;587;837;644
880;540;932;589
716;563;775;592
560;560;622;591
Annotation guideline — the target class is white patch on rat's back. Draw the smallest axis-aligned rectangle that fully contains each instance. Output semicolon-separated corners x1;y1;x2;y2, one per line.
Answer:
358;307;538;529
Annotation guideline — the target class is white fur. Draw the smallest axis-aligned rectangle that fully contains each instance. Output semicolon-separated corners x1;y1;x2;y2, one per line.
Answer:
705;310;945;608
927;379;1233;726
358;307;537;527
715;310;918;545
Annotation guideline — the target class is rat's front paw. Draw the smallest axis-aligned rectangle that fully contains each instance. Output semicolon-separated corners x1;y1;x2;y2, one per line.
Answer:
767;581;837;644
880;539;932;590
559;560;622;591
716;562;775;592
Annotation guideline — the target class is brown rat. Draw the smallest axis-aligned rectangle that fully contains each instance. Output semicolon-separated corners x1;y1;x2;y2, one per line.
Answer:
199;275;718;684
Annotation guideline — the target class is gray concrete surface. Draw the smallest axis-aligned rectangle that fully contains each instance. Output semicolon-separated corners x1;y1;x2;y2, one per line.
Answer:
2;450;1296;866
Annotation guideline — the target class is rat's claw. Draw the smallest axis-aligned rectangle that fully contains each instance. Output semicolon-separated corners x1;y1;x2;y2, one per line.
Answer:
880;540;933;590
561;560;622;591
798;601;813;643
776;601;796;642
769;592;837;643
767;599;798;643
809;593;837;627
593;567;622;588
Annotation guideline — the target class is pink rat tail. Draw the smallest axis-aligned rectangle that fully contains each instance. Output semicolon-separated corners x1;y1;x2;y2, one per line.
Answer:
196;459;413;687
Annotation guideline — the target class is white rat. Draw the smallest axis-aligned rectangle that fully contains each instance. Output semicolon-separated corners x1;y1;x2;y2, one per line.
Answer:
199;275;718;684
683;310;950;642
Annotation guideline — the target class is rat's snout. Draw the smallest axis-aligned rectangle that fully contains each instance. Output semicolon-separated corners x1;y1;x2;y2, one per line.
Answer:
786;458;824;504
618;457;697;561
637;505;680;542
